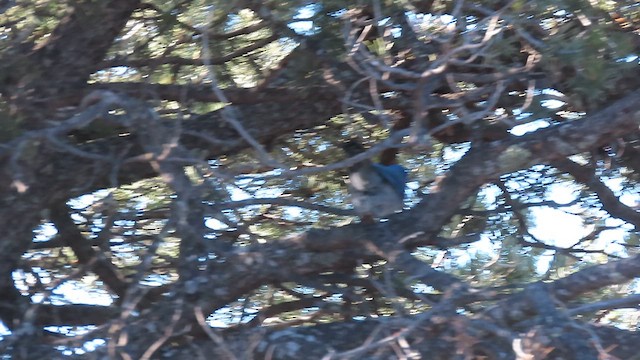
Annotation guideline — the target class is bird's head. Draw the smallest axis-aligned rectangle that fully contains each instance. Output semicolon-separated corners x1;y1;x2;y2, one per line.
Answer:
342;140;366;157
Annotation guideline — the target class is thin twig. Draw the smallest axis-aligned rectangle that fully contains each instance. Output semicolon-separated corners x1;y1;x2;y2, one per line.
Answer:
194;306;239;360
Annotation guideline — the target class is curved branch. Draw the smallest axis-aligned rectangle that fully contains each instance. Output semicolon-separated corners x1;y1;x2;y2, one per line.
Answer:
554;159;640;229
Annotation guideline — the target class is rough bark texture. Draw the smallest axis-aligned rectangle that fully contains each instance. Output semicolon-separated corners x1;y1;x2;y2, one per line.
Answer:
0;1;639;359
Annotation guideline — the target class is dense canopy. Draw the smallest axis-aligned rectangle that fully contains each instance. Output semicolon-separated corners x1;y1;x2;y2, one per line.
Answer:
0;1;639;359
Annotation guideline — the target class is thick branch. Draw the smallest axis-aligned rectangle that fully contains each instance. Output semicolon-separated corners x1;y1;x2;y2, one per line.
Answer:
88;83;335;105
48;202;129;297
1;1;141;128
188;90;640;316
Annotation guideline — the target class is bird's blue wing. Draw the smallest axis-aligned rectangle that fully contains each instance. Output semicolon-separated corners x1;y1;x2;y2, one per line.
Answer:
372;163;407;200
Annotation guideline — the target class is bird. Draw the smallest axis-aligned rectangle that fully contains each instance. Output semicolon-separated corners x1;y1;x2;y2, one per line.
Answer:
342;140;407;222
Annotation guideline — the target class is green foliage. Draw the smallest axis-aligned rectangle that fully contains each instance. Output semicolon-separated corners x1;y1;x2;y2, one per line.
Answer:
1;0;638;353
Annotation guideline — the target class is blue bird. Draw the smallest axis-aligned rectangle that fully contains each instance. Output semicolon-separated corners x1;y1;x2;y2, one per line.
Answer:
342;141;407;222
